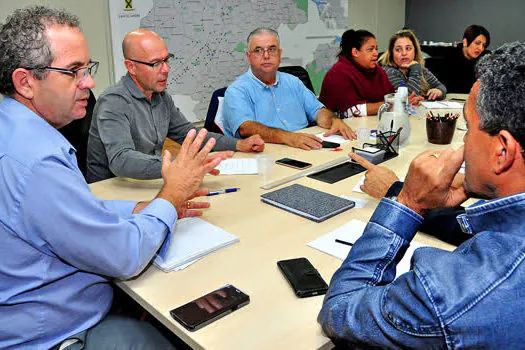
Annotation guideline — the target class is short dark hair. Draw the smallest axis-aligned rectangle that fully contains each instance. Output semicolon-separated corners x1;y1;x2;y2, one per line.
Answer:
476;42;525;151
463;24;491;49
0;5;80;96
338;29;375;58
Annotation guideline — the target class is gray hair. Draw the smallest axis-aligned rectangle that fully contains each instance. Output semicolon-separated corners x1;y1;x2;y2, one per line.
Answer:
0;6;80;96
476;42;525;150
246;27;279;48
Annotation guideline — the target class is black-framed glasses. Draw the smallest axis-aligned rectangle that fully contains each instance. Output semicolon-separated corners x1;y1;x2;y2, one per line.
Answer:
23;61;99;84
251;46;279;57
128;53;174;71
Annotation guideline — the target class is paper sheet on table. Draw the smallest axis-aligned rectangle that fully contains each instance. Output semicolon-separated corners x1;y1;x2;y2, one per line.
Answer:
315;133;350;144
214;158;258;175
421;101;463;109
308;219;426;278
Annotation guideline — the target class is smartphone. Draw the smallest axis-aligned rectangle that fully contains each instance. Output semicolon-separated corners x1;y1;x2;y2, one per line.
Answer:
321;140;340;149
170;284;250;331
277;257;328;298
275;157;312;170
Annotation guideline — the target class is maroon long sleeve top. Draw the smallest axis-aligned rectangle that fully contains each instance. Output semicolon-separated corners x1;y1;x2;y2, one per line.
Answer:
319;55;394;115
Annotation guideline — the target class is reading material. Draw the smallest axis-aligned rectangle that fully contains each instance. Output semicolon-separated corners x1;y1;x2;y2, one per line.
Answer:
308;219;426;278
420;101;463;109
261;184;355;222
214;158;258;175
154;218;239;272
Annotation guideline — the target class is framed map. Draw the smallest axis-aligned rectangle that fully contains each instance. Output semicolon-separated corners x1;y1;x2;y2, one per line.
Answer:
109;0;348;122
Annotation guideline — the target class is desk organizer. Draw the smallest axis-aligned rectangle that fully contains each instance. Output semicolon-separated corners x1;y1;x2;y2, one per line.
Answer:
352;130;400;165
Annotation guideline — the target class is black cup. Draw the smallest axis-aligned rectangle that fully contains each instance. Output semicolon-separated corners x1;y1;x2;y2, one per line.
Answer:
426;118;457;144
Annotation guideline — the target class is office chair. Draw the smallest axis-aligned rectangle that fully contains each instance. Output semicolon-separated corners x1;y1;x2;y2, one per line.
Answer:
59;89;96;178
278;65;315;94
204;87;227;135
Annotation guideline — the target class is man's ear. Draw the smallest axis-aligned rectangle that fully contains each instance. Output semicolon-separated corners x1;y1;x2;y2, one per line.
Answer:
463;38;468;47
352;47;359;58
12;68;34;100
494;130;518;175
124;60;135;75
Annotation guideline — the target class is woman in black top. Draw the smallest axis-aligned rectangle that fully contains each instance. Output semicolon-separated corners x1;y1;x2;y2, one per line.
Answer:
445;24;491;93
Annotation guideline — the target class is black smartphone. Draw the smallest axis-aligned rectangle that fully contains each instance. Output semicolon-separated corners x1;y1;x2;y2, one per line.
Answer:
321;140;340;148
275;157;312;170
277;258;328;298
170;284;250;331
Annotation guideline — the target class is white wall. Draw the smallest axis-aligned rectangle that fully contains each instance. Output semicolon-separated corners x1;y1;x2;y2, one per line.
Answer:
0;0;114;97
348;0;406;51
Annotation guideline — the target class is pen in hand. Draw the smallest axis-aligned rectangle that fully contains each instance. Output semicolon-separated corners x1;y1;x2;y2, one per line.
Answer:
335;239;353;246
206;188;240;196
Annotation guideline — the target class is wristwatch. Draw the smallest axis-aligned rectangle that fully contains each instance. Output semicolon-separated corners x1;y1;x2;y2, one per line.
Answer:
387;195;398;202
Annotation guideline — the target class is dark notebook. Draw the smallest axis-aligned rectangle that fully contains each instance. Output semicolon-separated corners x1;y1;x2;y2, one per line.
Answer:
260;184;355;222
307;161;367;184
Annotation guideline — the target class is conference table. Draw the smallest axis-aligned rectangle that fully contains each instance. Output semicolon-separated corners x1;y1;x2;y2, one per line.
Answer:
89;98;467;349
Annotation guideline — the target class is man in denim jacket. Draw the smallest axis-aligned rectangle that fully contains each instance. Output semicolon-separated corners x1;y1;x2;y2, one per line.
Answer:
319;42;525;348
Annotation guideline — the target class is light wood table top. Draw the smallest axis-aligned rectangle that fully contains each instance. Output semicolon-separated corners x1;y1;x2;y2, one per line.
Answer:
90;107;467;349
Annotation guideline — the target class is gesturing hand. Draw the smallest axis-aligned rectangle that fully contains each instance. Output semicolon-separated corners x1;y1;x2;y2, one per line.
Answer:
349;152;399;199
397;147;468;215
158;129;231;209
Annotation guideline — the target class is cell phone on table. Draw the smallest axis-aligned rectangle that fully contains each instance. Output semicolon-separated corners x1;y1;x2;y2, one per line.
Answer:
321;140;340;149
170;284;250;331
277;257;328;298
275;157;312;170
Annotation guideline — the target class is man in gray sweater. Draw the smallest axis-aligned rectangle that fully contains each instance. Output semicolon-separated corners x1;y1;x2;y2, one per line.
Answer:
87;29;264;183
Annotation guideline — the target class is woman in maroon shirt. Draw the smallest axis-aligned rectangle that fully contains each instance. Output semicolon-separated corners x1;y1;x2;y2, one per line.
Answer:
320;29;394;117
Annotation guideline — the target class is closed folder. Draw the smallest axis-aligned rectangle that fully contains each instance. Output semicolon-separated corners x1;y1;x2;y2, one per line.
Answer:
260;184;355;222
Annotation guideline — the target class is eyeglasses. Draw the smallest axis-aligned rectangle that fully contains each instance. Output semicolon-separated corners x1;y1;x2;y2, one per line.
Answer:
251;46;279;57
23;61;99;84
128;53;174;71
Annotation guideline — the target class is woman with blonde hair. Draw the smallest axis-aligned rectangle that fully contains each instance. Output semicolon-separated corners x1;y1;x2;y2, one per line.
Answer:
379;29;446;102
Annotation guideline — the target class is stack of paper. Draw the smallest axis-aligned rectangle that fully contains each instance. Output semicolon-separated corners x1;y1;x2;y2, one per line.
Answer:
308;219;425;278
154;217;239;272
214;158;258;175
420;101;463;109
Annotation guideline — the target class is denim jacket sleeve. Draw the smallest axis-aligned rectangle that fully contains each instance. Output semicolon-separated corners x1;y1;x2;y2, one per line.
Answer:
318;198;448;348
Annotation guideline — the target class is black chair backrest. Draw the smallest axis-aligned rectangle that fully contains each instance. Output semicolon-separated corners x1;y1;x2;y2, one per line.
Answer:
204;87;227;134
59;89;96;178
278;66;315;94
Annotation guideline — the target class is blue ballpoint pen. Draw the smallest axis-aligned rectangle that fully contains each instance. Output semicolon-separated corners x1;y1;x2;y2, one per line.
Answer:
206;188;240;196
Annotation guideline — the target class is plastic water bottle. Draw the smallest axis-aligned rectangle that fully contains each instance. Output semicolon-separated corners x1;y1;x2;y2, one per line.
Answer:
394;82;408;114
393;82;410;146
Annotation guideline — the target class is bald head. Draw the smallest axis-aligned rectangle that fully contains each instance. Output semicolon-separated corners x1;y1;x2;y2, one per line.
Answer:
122;29;164;59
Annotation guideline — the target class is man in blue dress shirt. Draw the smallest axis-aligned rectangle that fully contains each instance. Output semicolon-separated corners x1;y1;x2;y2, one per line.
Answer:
222;27;356;150
319;42;525;348
0;6;229;349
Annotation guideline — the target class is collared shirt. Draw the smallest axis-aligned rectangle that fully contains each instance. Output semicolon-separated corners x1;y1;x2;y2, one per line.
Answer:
0;97;176;349
222;69;324;138
319;193;525;348
87;73;238;183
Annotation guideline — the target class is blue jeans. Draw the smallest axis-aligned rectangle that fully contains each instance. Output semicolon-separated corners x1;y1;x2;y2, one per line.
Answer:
59;314;175;350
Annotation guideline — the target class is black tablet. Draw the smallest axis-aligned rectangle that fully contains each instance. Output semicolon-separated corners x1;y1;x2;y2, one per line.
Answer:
307;161;367;184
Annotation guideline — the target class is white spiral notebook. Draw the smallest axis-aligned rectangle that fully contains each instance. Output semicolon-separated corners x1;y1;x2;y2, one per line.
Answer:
154;217;239;272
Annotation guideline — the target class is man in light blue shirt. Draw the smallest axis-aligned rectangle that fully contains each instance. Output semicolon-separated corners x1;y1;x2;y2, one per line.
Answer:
0;6;228;349
222;28;356;150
